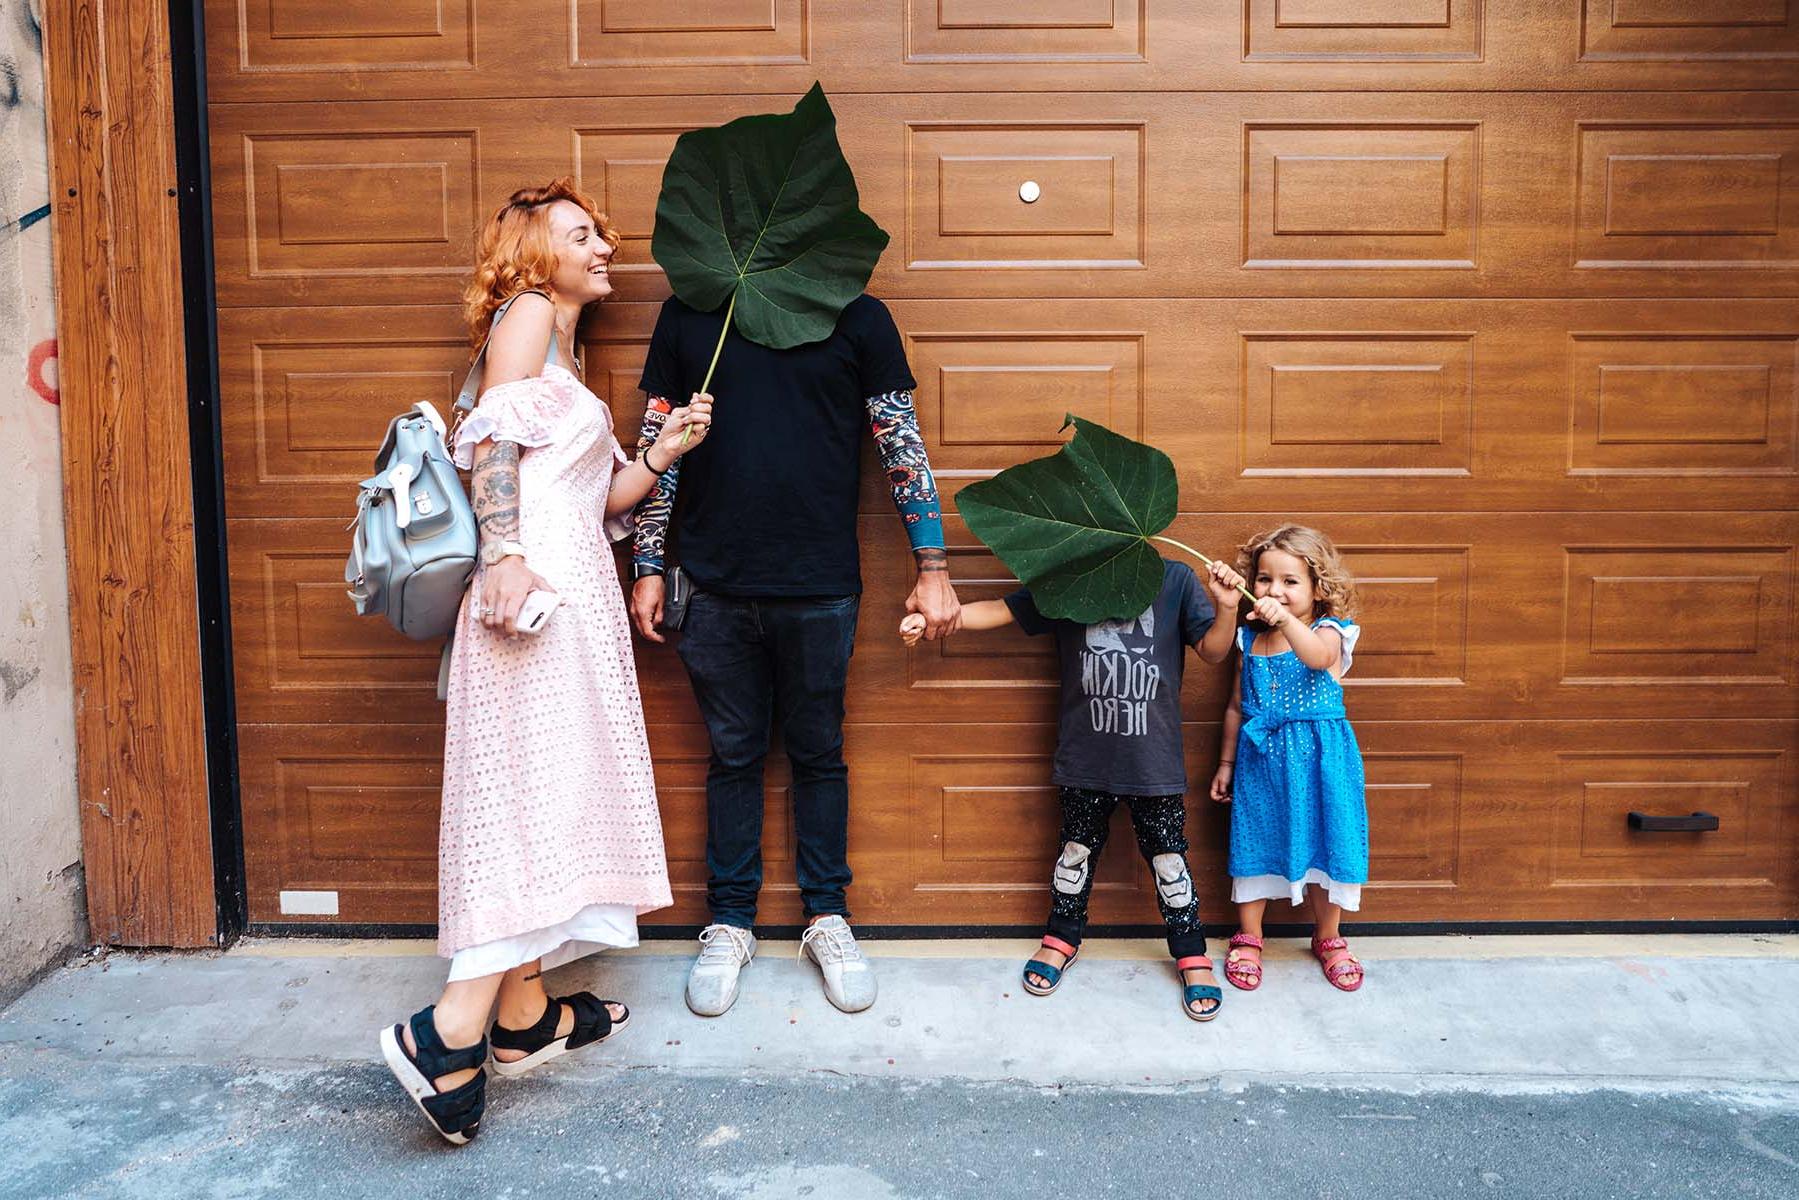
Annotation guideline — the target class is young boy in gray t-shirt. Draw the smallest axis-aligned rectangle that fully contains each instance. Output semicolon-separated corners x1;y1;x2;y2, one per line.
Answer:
904;555;1245;1020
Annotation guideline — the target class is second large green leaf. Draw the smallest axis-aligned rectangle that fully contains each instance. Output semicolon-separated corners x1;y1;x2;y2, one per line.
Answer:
651;83;889;351
957;416;1181;624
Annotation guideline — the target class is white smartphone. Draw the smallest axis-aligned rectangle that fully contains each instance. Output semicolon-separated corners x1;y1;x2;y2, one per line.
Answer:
515;589;562;635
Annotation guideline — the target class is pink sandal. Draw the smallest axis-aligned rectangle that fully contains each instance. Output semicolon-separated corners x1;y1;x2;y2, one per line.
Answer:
1311;936;1364;992
1223;932;1263;991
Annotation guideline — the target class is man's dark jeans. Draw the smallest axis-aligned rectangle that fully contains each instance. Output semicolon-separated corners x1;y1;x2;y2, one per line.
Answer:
676;590;859;929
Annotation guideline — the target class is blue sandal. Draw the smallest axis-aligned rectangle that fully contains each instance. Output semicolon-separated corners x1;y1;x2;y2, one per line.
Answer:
1022;936;1080;996
378;1005;489;1144
1176;955;1223;1022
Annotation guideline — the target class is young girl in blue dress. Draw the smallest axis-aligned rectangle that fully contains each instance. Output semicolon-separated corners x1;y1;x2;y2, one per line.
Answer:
1208;525;1368;993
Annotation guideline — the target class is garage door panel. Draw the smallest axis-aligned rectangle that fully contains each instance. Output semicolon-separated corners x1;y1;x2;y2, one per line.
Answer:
856;512;1506;722
209;94;1799;309
1570;330;1799;480
240;723;444;925
566;0;810;70
867;722;1183;926
214;300;664;517
204;0;823;103
866;300;1168;515
208;104;560;308
225;513;709;730
206;7;1799;928
1550;750;1783;892
1579;0;1799;65
1242;121;1482;270
868;509;1799;725
218;0;479;77
870;299;1796;516
1559;544;1794;688
218;305;467;517
1239;329;1477;477
843;92;1198;300
203;1;1797;103
1527;515;1799;719
1526;722;1797;919
1172;299;1797;512
1244;0;1484;64
907;0;1149;66
227;518;445;725
1574;121;1799;273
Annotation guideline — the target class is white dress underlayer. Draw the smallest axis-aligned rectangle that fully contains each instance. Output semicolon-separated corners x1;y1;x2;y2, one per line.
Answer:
447;901;639;982
1231;869;1363;912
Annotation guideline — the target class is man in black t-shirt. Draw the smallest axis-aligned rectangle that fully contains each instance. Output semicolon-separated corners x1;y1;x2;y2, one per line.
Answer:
629;293;960;1017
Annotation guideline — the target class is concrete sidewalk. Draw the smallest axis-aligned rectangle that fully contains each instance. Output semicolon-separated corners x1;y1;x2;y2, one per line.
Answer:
3;934;1797;1199
6;933;1797;1095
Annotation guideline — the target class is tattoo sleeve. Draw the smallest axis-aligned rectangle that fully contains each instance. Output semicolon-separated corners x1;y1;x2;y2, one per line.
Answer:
865;389;945;556
630;395;681;575
471;439;521;545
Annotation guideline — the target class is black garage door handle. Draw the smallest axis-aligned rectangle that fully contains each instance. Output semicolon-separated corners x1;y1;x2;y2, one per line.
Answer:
1627;811;1720;833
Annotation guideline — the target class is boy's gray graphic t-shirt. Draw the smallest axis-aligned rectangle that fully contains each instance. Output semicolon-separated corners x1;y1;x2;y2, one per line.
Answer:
1005;559;1215;796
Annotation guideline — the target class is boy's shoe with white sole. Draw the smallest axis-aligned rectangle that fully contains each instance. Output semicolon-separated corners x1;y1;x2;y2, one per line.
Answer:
799;915;877;1013
686;923;757;1017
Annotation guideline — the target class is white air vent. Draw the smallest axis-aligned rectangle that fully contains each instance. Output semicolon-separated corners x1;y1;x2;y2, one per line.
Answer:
278;890;340;916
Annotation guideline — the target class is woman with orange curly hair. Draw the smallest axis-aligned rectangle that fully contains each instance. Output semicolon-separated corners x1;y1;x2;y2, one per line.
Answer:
378;180;711;1145
1207;524;1370;996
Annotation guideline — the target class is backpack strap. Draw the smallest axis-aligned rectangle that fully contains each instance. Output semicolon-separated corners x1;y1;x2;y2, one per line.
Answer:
455;289;553;414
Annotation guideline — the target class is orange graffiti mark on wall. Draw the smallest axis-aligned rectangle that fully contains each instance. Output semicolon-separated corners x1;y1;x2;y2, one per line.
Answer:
28;339;57;405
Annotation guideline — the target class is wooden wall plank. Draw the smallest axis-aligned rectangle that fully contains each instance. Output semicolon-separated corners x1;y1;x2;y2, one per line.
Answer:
44;0;215;947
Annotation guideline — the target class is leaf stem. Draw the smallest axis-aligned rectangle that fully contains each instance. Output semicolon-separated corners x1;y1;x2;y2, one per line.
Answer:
683;287;739;446
1149;535;1256;602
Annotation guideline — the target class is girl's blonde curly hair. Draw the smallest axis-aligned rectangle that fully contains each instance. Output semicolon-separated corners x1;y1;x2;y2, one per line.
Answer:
462;178;620;349
1235;524;1359;623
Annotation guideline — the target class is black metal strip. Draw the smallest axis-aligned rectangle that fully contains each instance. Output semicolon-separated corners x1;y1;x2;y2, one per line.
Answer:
167;0;246;946
247;919;1799;942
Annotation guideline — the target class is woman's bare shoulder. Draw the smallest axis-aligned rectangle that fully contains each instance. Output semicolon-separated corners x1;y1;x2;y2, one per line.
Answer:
485;292;555;383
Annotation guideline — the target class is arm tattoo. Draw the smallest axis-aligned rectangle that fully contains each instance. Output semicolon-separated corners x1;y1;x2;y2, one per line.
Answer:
865;389;945;556
915;547;949;573
631;396;681;575
472;440;522;545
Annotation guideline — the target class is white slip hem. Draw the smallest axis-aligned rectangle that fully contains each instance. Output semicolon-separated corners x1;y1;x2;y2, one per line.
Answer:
1231;869;1363;912
446;901;639;982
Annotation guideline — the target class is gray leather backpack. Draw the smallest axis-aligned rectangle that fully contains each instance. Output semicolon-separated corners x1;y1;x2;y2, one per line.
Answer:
344;292;545;653
344;399;477;640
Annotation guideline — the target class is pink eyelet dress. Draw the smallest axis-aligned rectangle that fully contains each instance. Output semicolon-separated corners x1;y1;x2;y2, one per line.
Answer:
439;359;672;981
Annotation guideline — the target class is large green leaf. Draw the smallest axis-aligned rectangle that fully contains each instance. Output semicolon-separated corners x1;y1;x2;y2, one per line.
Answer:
651;83;889;351
956;416;1180;624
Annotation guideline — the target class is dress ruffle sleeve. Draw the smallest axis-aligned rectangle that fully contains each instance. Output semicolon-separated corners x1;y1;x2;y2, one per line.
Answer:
451;375;573;469
1314;617;1361;675
602;437;635;543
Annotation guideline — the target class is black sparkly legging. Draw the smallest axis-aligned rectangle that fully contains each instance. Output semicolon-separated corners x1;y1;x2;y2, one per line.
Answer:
1044;786;1207;959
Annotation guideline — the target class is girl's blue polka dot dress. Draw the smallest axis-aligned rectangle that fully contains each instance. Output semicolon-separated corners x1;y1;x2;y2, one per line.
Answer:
1229;617;1369;908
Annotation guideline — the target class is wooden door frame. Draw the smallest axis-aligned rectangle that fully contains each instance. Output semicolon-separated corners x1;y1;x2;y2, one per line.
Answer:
44;0;242;948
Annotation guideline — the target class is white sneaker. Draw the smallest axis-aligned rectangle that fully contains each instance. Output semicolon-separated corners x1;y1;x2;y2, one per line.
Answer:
685;924;756;1017
799;915;877;1013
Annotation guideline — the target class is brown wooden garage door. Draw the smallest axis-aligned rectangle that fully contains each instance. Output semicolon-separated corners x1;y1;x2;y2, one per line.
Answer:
206;2;1799;930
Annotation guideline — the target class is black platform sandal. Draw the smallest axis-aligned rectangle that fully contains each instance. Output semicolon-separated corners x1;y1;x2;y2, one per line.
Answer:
378;1006;489;1145
489;992;629;1078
